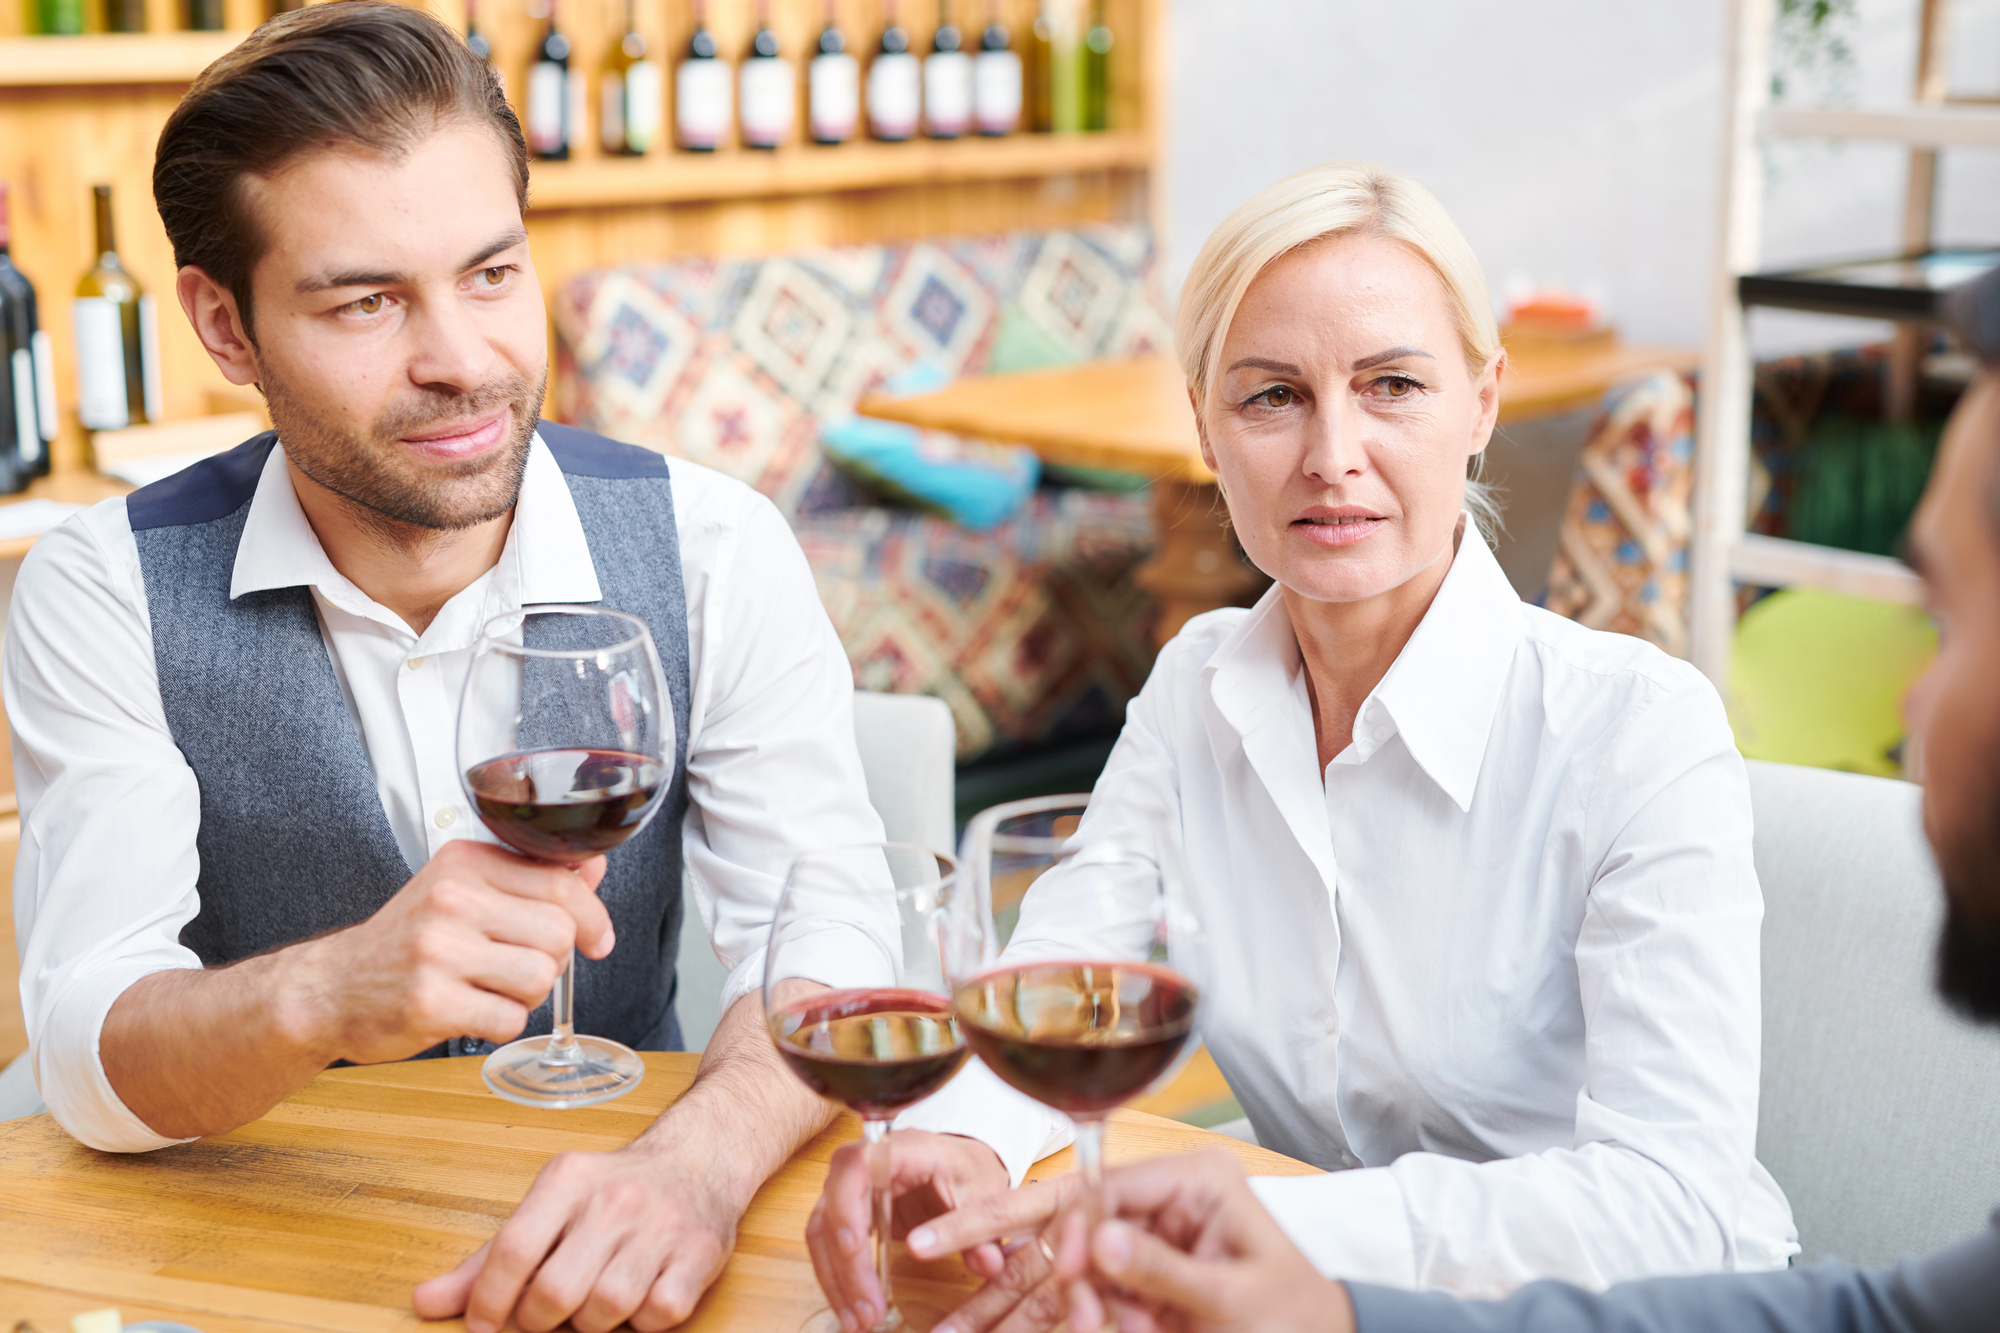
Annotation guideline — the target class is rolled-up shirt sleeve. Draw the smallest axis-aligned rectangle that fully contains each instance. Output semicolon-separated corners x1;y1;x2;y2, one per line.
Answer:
6;503;200;1152
672;468;892;1020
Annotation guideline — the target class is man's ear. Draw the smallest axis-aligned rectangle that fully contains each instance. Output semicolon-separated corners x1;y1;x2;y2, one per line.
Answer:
176;266;260;387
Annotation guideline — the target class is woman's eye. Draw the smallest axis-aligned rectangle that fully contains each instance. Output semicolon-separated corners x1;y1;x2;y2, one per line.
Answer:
1376;375;1420;398
1252;385;1293;408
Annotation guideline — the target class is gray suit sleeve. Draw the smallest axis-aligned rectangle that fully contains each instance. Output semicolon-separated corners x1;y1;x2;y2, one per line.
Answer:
1347;1211;2000;1333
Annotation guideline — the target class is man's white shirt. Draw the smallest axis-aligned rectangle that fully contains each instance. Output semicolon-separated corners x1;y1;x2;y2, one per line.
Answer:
7;434;886;1152
901;527;1801;1296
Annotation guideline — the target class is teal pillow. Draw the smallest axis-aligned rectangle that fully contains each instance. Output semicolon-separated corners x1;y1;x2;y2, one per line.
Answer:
821;415;1040;531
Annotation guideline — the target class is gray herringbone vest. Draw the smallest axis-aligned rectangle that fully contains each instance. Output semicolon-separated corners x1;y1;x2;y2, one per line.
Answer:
128;420;692;1057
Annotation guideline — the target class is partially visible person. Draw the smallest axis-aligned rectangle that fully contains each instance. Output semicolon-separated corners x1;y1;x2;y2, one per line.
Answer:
7;7;888;1333
910;262;2000;1333
810;159;1794;1332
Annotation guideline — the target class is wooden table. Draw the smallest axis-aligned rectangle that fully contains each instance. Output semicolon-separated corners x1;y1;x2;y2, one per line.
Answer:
0;1053;1318;1332
858;344;1700;645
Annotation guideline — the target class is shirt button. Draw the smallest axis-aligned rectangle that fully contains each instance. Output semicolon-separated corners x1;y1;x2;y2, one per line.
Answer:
434;806;458;829
407;656;425;670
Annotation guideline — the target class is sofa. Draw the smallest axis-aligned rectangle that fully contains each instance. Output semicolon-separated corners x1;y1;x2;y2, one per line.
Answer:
554;223;1171;761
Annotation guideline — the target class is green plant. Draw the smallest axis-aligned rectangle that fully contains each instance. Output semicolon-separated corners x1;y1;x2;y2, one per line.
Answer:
1773;0;1857;101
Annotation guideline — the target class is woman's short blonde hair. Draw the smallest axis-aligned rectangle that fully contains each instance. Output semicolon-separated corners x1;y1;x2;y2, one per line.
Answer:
1175;159;1504;541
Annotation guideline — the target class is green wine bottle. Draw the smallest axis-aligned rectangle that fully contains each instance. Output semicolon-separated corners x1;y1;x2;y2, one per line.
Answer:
1082;0;1111;131
74;184;159;435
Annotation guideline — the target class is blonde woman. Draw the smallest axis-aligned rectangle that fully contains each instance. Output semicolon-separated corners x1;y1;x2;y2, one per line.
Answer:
806;162;1797;1331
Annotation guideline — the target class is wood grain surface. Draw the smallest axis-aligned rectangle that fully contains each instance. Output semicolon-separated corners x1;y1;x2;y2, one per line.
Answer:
0;1052;1317;1332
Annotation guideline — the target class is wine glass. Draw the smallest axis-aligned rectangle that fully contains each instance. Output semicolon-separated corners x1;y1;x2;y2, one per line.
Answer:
457;605;673;1109
766;842;964;1333
946;795;1204;1227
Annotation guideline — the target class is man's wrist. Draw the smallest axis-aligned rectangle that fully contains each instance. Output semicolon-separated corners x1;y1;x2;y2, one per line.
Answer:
268;936;346;1067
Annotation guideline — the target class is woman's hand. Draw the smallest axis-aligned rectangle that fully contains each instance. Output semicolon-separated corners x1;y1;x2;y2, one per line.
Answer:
805;1129;1011;1332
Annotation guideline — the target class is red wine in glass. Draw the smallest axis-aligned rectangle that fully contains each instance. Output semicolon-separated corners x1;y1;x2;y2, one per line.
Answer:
770;988;969;1118
954;961;1198;1117
466;746;664;863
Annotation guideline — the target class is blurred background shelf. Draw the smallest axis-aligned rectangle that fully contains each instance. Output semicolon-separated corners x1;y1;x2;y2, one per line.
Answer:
1738;248;2000;321
0;32;238;85
528;130;1155;211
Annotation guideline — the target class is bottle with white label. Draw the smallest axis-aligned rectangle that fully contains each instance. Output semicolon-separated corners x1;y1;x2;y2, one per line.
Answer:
0;181;52;483
676;0;732;151
526;0;575;160
808;1;859;145
74;184;159;438
602;0;661;155
739;1;794;150
973;2;1021;136
923;0;973;139
866;0;920;142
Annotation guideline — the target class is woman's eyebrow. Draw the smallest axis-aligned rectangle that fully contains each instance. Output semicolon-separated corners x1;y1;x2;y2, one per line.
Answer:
1225;356;1304;376
1352;346;1434;371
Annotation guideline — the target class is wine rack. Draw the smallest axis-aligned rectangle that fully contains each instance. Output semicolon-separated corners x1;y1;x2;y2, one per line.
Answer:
0;0;1162;485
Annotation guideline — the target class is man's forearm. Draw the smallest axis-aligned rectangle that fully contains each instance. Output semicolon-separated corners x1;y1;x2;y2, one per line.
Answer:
626;991;836;1210
99;944;334;1141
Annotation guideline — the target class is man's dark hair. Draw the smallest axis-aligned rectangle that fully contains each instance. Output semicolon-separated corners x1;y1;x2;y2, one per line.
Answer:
152;0;527;341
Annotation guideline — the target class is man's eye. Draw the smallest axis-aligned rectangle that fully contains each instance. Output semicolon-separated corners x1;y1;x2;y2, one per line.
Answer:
347;293;385;316
479;266;509;287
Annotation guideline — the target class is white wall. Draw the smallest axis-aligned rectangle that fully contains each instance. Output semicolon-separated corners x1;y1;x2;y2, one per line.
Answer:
1165;0;2000;358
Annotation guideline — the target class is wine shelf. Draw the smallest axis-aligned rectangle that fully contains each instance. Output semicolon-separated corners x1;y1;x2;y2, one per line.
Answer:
527;130;1152;211
0;32;239;86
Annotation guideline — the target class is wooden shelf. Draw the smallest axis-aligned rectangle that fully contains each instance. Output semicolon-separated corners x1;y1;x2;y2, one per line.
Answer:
526;130;1154;211
0;32;241;87
1764;103;2000;149
1728;533;1923;604
0;471;130;562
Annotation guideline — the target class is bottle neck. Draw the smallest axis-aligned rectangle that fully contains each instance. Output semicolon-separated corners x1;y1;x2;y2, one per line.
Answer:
94;190;116;261
0;184;12;255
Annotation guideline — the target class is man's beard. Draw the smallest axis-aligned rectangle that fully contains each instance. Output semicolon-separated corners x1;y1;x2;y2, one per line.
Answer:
259;358;545;536
1933;752;2000;1021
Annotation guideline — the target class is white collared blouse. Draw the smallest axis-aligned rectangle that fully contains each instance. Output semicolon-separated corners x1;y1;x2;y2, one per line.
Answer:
8;435;888;1152
906;529;1798;1296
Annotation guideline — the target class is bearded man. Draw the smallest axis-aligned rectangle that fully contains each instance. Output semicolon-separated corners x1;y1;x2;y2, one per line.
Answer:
4;5;890;1332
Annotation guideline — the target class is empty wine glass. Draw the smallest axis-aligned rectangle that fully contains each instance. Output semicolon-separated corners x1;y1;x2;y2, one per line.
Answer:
457;605;672;1109
946;795;1205;1226
766;842;964;1333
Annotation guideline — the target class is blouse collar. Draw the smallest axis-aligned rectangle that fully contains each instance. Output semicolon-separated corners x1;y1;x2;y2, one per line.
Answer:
1202;520;1525;814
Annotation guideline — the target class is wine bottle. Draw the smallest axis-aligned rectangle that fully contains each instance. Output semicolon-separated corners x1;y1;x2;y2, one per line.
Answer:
675;0;732;152
972;2;1021;136
601;0;661;155
0;183;53;482
1082;0;1111;131
739;0;794;150
465;0;494;71
267;0;309;15
865;0;919;142
34;0;84;36
1025;0;1055;133
105;0;145;33
526;0;576;160
923;0;972;139
184;0;224;32
807;2;859;145
74;184;159;436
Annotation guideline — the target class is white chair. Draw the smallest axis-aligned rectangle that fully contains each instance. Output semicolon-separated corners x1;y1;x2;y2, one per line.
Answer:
672;690;956;1051
1750;758;2000;1266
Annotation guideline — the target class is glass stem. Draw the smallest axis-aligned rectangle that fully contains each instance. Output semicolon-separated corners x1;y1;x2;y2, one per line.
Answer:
864;1117;896;1327
545;948;583;1063
1074;1115;1107;1232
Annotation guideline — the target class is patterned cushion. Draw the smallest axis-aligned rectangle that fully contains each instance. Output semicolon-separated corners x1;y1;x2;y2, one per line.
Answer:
1544;370;1696;656
553;225;1171;759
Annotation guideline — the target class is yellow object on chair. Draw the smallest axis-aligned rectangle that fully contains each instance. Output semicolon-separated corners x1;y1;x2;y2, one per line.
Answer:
1728;588;1937;778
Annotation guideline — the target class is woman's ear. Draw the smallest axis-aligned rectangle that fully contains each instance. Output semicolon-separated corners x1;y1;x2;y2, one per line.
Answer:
1190;384;1220;475
177;266;260;387
1468;348;1505;460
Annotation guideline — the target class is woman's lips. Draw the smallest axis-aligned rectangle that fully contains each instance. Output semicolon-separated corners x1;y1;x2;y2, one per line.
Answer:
399;409;509;462
1292;514;1386;547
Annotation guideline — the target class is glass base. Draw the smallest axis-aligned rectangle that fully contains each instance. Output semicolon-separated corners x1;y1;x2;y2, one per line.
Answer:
481;1033;645;1109
800;1307;907;1333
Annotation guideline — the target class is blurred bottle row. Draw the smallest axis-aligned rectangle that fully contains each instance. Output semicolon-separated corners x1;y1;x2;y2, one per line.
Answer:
26;0;305;35
499;0;1115;158
0;180;160;493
